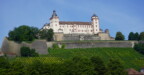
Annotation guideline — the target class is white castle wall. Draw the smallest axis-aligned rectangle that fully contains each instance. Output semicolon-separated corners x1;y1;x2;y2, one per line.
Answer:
42;11;100;35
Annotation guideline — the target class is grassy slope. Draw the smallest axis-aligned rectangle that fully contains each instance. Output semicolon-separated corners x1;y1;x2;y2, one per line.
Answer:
13;48;144;70
46;48;144;70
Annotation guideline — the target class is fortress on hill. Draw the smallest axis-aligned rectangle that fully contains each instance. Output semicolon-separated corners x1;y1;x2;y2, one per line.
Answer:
1;10;138;56
42;10;114;41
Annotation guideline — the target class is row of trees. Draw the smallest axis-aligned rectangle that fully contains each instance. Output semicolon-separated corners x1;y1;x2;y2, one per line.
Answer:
8;25;54;42
0;56;126;75
8;25;144;41
115;32;144;40
128;32;144;40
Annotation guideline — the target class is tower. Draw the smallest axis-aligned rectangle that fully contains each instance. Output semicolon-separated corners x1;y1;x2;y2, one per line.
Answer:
91;14;100;34
49;10;59;32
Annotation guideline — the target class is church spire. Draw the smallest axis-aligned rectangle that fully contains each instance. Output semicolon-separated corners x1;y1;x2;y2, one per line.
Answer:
50;10;59;20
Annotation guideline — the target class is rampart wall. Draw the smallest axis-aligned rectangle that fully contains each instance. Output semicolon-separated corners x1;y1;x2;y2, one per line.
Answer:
1;38;48;56
57;41;138;49
1;37;138;56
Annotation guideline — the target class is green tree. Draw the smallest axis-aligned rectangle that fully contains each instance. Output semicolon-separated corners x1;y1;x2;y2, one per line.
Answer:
139;32;144;40
8;25;39;42
63;56;95;75
107;59;126;75
8;61;28;75
128;32;134;40
39;29;48;39
0;57;10;69
47;29;54;41
30;27;39;39
39;29;54;41
134;32;139;40
115;32;125;40
90;56;107;75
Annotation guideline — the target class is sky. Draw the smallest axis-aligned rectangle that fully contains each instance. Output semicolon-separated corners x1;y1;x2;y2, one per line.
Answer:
0;0;144;47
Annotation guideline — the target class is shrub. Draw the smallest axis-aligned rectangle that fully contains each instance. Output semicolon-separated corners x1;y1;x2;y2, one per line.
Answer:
0;57;10;69
61;44;65;49
134;43;144;54
20;46;39;57
52;44;59;49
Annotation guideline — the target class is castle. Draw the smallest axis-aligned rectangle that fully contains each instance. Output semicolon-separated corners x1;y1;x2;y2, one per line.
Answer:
42;10;114;41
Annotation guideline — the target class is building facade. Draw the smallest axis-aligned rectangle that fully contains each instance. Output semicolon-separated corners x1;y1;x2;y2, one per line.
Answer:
42;10;114;41
42;10;100;34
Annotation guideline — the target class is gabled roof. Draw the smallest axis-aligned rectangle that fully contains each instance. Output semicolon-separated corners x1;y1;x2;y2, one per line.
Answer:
59;21;91;25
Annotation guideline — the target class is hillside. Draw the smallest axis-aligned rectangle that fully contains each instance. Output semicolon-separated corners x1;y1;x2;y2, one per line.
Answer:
46;48;144;69
13;48;144;70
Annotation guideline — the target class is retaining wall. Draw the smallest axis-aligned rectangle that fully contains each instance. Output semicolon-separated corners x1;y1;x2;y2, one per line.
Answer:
1;38;48;56
57;41;138;49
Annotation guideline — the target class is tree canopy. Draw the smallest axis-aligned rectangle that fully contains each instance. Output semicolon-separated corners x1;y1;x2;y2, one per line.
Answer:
8;25;54;42
128;32;139;40
8;25;39;42
39;29;54;41
115;32;125;40
139;32;144;40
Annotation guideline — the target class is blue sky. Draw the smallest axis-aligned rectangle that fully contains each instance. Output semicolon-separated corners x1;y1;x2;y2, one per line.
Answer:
0;0;144;46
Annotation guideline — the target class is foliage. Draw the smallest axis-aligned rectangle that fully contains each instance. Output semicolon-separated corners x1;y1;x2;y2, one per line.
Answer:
134;43;144;54
47;48;144;70
128;32;139;40
134;32;139;40
61;44;65;49
115;32;125;40
0;56;127;75
39;29;54;41
90;56;107;75
8;25;39;42
0;57;10;69
107;59;127;75
139;32;144;40
8;61;28;75
52;44;59;49
62;56;95;75
20;46;39;57
128;32;135;40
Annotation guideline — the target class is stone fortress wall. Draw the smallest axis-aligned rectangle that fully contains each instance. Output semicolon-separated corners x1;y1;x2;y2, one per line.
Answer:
1;38;48;56
1;38;138;56
54;29;114;41
56;41;138;49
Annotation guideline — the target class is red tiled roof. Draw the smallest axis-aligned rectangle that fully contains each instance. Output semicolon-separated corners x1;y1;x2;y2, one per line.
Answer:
126;68;143;75
59;21;91;25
